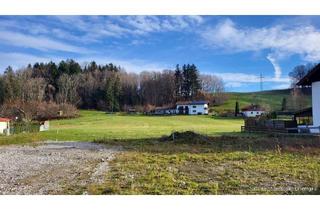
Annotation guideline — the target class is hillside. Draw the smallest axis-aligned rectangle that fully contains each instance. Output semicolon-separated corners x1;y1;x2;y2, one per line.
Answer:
213;88;312;113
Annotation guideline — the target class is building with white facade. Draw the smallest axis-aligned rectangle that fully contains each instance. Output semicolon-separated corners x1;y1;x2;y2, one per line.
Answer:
0;118;10;135
241;104;266;118
176;101;209;115
297;64;320;133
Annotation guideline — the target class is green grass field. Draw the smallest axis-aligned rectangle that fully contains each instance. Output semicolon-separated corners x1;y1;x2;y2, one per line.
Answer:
214;89;311;113
0;110;244;145
1;110;319;195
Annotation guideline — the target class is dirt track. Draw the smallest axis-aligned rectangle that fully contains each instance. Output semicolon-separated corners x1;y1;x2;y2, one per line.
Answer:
0;141;119;195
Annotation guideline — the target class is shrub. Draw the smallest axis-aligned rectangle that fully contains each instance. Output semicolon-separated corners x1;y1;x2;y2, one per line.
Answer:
0;100;79;121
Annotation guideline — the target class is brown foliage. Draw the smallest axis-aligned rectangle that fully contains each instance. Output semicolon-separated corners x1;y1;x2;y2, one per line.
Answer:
0;100;78;121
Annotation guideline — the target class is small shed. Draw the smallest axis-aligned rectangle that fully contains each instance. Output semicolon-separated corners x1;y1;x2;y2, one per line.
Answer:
0;118;11;135
40;120;50;131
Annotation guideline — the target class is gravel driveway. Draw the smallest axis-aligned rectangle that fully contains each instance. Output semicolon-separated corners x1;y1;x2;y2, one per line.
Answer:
0;141;119;195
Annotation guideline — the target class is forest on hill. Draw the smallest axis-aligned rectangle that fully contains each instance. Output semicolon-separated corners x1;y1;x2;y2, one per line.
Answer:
0;60;225;120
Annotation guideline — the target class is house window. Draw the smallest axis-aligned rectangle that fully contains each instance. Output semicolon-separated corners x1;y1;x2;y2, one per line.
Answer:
257;112;259;114
193;105;196;108
251;111;253;114
193;110;196;113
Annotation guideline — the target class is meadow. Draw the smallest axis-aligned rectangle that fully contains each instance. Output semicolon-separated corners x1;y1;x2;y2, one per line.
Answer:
213;89;312;113
0;110;319;195
0;110;243;145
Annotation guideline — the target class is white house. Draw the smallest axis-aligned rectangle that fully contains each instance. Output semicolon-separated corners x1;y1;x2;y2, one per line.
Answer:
241;104;266;118
0;118;10;135
297;64;320;133
176;101;209;115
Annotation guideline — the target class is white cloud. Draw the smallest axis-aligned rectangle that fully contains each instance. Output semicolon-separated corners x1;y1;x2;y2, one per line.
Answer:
54;16;204;42
266;54;282;79
225;82;244;88
201;18;320;81
202;19;320;62
214;72;291;89
0;52;168;74
0;30;89;53
0;52;58;70
77;56;168;73
273;83;291;90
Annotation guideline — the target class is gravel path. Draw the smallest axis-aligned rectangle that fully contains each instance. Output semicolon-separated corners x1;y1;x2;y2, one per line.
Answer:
0;141;120;195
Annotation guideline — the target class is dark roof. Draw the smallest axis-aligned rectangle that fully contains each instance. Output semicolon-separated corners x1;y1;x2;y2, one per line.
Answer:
241;104;266;112
176;101;208;105
297;63;320;86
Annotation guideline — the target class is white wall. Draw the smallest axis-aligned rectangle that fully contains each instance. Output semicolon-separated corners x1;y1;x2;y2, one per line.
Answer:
312;81;320;131
242;111;265;117
176;104;208;115
0;122;9;134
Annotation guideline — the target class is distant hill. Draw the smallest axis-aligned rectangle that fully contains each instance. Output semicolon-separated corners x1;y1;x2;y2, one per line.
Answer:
213;88;312;114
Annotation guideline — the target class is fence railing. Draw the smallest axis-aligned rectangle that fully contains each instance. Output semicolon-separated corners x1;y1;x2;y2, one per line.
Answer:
242;125;320;134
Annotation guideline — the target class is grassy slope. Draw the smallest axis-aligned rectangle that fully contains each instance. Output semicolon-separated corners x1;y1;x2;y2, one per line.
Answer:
0;110;244;144
214;89;311;113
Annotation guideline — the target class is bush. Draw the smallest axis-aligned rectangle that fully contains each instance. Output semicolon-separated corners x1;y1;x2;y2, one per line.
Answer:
0;100;79;121
218;110;235;117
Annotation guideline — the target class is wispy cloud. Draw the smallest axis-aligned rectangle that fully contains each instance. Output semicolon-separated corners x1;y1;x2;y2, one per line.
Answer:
201;18;320;79
215;72;291;89
266;54;282;79
54;16;204;42
0;30;89;53
201;18;320;62
77;56;169;73
0;52;168;74
0;52;54;70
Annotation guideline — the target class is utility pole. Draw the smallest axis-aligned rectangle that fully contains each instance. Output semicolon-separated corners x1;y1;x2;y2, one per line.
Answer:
260;73;264;92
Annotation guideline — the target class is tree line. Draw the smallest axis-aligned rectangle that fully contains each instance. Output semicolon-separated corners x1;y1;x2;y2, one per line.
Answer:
0;60;225;112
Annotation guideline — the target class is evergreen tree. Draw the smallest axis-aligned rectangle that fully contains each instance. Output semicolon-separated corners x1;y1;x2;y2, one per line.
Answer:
235;101;239;116
174;64;183;100
281;97;287;111
105;74;121;112
189;64;201;98
3;66;20;101
0;77;4;105
181;64;201;100
47;61;59;85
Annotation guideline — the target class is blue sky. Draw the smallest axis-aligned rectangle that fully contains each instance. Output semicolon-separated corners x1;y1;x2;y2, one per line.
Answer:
1;16;320;92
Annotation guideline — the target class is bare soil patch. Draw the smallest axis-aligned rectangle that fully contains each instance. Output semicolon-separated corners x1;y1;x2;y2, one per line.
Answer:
0;141;119;195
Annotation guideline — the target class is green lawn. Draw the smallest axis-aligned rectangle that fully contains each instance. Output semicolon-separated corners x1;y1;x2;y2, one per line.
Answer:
0;110;319;195
214;89;311;113
0;110;243;145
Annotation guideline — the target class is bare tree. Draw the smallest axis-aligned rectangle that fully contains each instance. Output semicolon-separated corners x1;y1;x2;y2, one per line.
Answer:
200;74;224;93
289;63;315;87
56;74;81;105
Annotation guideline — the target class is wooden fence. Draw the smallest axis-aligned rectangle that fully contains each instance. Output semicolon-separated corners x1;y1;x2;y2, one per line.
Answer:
242;118;298;133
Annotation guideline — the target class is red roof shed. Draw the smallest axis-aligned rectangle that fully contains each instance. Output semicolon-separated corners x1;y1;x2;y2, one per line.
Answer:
0;118;10;122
